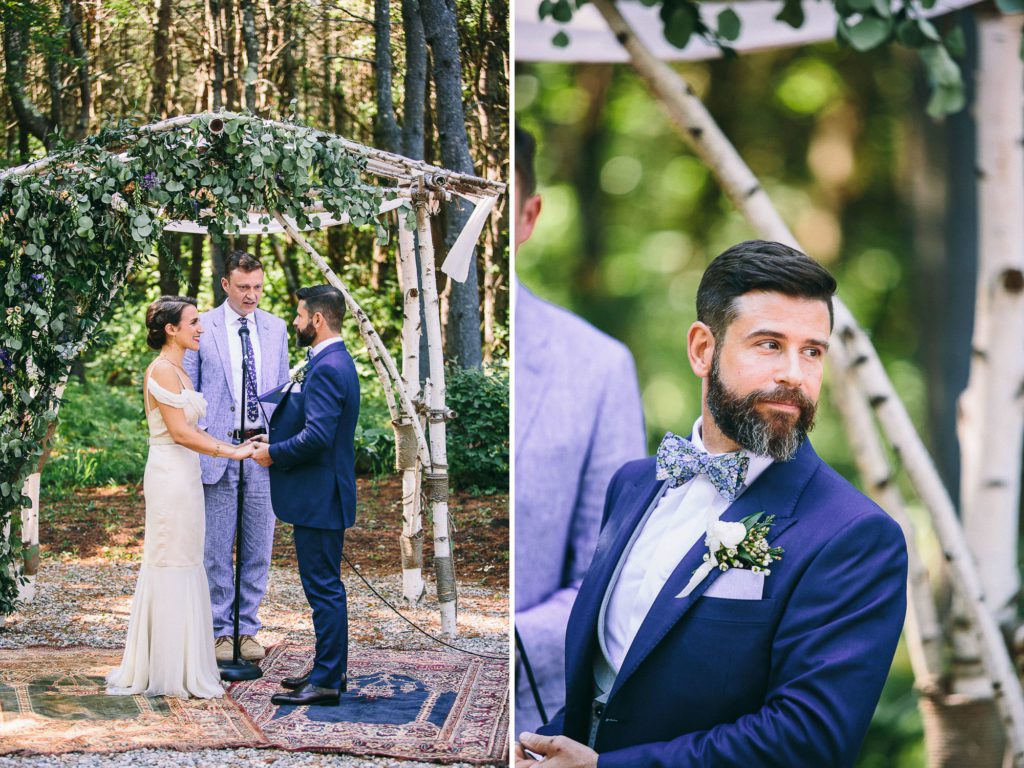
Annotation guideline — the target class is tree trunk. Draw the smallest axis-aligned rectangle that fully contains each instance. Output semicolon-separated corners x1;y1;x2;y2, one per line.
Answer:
152;0;174;117
402;0;427;161
280;0;298;111
374;0;401;153
420;0;482;368
64;0;90;137
158;233;183;296
207;0;226;109
188;235;204;298
240;0;259;111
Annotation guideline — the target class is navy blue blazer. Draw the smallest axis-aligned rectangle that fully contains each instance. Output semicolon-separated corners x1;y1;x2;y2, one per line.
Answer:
266;341;359;530
539;439;908;768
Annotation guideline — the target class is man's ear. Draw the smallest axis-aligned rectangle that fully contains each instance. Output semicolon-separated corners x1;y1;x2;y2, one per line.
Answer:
688;321;715;379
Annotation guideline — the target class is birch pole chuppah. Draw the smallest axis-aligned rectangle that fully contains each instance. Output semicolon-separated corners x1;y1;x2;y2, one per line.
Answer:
586;0;1024;760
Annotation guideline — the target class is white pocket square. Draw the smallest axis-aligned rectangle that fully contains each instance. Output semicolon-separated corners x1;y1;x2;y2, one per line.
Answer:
703;568;765;600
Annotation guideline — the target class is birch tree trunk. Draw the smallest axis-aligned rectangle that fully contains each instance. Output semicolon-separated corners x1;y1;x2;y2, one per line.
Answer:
949;4;1024;724
587;0;1024;759
420;0;483;369
397;225;426;603
415;199;458;636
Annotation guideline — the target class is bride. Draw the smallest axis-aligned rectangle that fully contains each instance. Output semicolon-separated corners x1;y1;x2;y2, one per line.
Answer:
107;295;254;699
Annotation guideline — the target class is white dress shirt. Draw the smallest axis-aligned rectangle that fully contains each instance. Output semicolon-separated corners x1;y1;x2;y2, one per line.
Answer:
602;416;774;672
223;302;263;429
310;335;343;359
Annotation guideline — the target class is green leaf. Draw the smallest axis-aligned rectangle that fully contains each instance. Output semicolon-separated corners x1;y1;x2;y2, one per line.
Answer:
847;0;873;12
538;0;554;18
945;25;967;58
845;14;892;52
995;0;1024;12
775;0;804;29
717;7;741;41
663;4;696;49
164;179;185;192
551;0;572;23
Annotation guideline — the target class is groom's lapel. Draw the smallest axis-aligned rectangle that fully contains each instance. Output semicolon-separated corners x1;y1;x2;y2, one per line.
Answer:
210;304;234;395
608;441;820;699
565;471;667;699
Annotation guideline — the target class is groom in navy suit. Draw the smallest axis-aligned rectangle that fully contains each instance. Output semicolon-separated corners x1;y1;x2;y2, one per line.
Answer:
252;284;359;706
517;241;908;767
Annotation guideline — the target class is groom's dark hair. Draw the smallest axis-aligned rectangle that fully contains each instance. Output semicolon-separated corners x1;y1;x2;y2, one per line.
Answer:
697;240;837;339
297;284;346;331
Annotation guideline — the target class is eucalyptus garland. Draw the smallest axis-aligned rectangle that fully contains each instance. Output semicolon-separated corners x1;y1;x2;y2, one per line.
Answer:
0;114;388;615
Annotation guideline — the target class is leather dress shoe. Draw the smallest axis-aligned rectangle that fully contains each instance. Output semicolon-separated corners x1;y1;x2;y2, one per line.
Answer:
280;673;347;692
271;682;340;706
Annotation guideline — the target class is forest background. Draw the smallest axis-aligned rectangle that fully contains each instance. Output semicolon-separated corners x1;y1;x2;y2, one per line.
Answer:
516;12;986;765
0;0;510;498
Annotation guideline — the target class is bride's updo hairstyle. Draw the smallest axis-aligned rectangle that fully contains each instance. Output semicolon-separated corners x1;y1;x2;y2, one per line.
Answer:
146;296;198;350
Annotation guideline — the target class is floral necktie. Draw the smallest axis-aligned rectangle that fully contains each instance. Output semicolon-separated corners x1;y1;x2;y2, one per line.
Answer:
655;431;749;502
238;316;260;424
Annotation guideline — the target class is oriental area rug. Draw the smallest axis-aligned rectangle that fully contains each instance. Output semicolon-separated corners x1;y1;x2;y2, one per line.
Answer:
230;643;509;764
0;644;509;764
0;646;266;755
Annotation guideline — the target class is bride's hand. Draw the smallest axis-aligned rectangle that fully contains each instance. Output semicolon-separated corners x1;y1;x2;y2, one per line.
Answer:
234;443;256;460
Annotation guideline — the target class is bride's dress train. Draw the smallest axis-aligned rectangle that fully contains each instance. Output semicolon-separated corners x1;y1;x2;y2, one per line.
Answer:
107;369;223;699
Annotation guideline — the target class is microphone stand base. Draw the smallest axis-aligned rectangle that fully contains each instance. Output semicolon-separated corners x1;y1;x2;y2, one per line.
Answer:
218;658;264;682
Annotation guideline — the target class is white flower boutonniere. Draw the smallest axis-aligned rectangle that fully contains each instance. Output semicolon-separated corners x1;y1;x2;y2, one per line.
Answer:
677;512;784;598
289;362;308;384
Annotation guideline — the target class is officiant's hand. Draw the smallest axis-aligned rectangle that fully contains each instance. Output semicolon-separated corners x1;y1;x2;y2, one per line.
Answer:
248;433;269;444
252;440;273;467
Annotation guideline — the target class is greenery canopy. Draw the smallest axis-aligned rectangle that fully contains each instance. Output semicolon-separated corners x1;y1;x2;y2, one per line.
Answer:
0;113;398;615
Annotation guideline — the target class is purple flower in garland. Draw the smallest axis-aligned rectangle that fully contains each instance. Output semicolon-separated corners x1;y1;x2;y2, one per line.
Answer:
30;273;45;293
0;349;13;374
141;171;161;191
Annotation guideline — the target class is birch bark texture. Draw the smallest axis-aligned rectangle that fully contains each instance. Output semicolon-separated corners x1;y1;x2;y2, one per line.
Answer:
587;0;1024;760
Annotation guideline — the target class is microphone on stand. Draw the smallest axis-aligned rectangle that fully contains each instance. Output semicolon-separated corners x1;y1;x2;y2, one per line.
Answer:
218;320;262;682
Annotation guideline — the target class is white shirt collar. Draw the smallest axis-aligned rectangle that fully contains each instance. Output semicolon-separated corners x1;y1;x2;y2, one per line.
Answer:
223;301;256;326
310;335;343;359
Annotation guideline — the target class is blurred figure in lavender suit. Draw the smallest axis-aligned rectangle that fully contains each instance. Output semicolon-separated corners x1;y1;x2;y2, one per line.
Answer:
514;127;646;733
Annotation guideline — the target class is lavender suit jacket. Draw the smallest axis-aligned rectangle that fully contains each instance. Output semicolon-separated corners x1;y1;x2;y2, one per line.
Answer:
183;303;290;485
514;283;646;733
539;440;908;767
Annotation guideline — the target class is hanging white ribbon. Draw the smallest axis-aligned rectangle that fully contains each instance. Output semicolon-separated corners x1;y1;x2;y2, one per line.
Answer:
439;192;498;283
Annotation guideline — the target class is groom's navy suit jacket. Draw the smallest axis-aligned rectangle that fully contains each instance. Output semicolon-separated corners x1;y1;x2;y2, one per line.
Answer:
539;439;908;767
267;341;359;530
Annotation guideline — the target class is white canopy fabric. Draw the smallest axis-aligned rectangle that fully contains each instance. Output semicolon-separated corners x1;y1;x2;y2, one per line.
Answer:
516;0;982;62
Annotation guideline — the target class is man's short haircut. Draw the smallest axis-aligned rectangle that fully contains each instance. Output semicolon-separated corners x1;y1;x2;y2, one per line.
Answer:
697;240;837;338
225;250;263;279
515;126;537;200
297;284;346;331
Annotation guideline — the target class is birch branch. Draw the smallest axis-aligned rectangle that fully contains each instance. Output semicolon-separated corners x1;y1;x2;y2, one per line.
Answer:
273;212;432;469
588;0;1024;759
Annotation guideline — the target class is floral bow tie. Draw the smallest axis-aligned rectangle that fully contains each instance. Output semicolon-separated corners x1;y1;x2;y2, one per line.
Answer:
655;432;750;502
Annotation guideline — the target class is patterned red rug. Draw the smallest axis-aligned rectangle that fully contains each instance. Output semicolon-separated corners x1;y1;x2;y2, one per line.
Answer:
0;646;266;755
230;643;509;764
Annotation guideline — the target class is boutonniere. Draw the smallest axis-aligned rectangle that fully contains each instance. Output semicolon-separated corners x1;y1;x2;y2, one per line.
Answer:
677;512;784;598
288;362;308;384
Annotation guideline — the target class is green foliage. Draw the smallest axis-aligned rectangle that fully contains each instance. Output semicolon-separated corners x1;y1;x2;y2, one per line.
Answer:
445;363;509;492
540;0;970;117
42;381;147;490
0;113;391;615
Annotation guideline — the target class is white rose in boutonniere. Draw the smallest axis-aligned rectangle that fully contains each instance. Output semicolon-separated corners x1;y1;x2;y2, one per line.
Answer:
677;512;785;598
289;362;308;384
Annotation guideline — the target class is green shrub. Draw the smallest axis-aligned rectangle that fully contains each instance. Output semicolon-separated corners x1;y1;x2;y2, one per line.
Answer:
43;380;147;491
445;363;509;493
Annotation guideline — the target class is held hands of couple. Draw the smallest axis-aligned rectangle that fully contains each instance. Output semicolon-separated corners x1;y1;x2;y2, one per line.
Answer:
515;734;598;768
247;433;273;466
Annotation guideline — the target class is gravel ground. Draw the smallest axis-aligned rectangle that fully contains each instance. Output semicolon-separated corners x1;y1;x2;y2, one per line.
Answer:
0;559;510;767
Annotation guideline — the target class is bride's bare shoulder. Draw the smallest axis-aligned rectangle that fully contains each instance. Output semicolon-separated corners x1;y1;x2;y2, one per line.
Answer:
147;359;184;394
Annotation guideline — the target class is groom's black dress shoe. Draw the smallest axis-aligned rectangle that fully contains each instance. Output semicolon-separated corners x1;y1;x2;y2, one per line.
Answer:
280;673;347;692
271;682;340;706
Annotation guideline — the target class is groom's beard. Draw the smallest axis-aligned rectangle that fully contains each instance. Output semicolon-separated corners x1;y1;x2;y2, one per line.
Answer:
706;352;817;462
296;320;316;347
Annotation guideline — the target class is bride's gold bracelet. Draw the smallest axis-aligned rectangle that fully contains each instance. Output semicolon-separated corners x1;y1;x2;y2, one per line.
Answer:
213;442;223;458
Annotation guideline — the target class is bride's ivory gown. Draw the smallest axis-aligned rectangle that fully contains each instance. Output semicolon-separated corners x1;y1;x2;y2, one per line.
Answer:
107;368;223;699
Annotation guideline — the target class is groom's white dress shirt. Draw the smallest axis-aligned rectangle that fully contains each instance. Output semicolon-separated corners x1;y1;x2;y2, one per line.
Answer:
310;336;343;359
602;416;774;672
224;302;263;429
